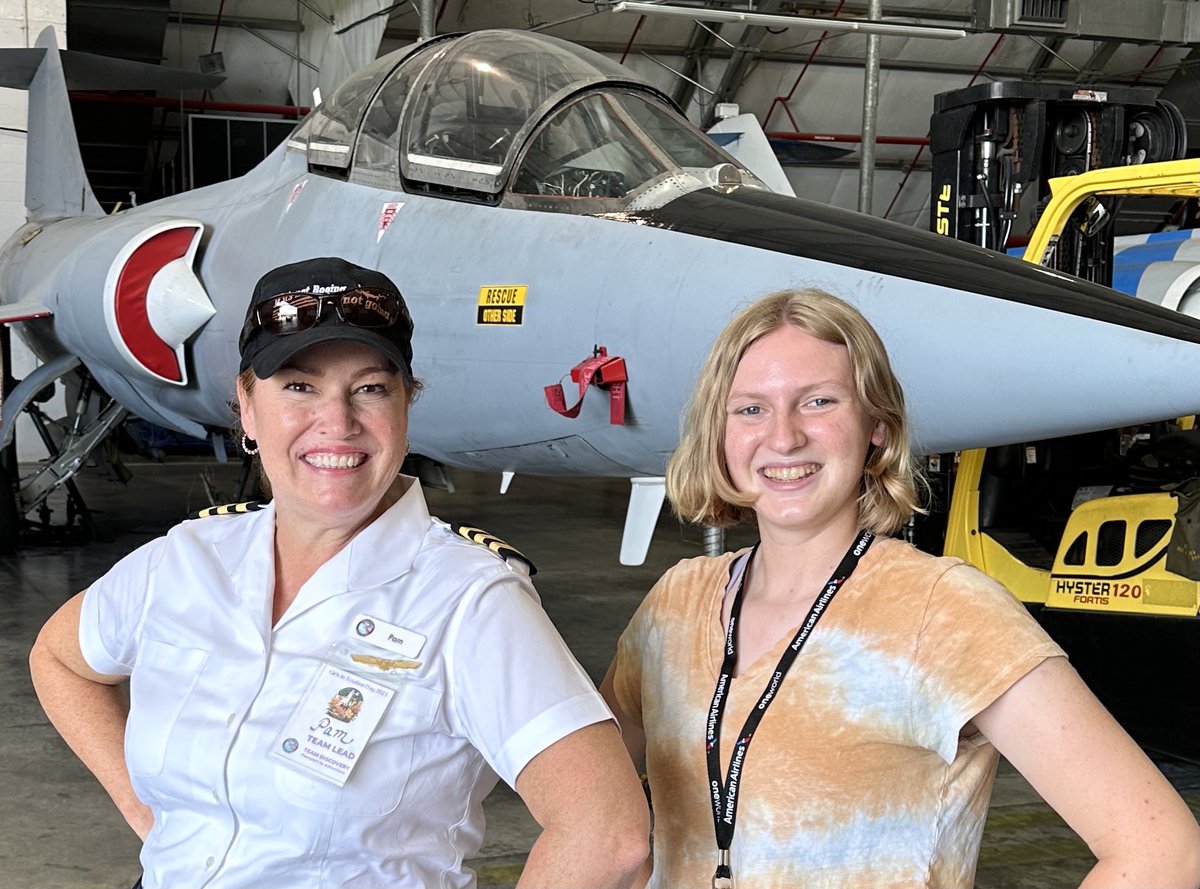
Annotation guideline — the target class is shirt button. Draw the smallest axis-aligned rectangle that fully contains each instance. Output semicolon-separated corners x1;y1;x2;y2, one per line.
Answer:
205;856;215;869
225;713;236;727
211;790;220;802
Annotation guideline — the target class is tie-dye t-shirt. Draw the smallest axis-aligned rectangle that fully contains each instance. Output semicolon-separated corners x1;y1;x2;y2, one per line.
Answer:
611;536;1064;889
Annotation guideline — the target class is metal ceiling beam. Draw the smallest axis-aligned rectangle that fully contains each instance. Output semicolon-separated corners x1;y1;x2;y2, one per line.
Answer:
1024;36;1063;77
669;15;722;110
748;0;972;25
379;27;1173;88
1080;40;1123;81
164;11;304;33
701;0;787;128
236;25;317;72
826;51;1168;86
69;0;169;8
611;2;966;38
785;51;1166;86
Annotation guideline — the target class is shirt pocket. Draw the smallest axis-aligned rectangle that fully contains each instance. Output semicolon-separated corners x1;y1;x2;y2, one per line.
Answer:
273;682;442;817
126;639;210;777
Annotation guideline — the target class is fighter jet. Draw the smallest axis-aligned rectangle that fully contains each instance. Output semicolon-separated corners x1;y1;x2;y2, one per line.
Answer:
2;26;1199;561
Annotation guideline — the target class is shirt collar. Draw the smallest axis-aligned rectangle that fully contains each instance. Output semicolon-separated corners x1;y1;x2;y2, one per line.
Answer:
209;476;432;605
336;475;431;590
209;500;276;583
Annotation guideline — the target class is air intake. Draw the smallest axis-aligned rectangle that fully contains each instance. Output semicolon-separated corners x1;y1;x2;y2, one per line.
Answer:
1017;0;1067;24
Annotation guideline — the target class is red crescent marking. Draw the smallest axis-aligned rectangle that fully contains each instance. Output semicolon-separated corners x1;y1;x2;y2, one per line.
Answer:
114;227;197;382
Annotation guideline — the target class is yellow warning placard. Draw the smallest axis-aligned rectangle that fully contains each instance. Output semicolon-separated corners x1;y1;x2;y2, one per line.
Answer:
477;285;526;325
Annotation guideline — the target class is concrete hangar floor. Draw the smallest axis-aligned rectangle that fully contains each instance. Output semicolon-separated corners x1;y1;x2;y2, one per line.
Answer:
3;455;1198;888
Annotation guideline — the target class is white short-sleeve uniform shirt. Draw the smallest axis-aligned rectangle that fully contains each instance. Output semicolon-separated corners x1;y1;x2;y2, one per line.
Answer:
78;479;611;889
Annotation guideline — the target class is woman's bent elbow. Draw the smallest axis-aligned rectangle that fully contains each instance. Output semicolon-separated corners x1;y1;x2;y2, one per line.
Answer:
585;800;650;887
1177;818;1200;889
1151;801;1200;888
579;797;649;885
1097;814;1200;889
611;825;650;886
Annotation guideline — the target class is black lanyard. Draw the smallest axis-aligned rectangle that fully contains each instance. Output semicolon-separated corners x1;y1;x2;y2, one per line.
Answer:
705;529;874;889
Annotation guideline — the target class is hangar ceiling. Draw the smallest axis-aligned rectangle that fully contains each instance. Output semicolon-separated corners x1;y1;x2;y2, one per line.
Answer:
59;0;1200;227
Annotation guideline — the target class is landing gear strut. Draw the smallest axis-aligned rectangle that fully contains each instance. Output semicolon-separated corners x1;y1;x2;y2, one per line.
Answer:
0;328;127;549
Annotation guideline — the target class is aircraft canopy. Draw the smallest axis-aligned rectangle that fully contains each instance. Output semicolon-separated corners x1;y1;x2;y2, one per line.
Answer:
291;29;765;209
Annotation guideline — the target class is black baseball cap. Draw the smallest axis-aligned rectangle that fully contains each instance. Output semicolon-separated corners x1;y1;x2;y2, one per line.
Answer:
238;257;414;380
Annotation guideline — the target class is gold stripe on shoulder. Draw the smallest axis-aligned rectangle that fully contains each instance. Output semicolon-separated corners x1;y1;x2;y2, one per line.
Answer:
448;523;536;575
189;501;266;520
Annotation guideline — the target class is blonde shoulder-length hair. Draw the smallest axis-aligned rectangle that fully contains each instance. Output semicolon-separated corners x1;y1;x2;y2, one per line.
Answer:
666;288;925;535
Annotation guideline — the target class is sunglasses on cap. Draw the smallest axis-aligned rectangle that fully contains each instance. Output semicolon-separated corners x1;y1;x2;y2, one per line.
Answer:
241;287;404;341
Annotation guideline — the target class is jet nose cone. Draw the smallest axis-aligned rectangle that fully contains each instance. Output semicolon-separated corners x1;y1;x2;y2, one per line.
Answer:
148;255;216;347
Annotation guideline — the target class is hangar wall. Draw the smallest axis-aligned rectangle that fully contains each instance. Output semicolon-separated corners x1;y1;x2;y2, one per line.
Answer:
0;0;66;461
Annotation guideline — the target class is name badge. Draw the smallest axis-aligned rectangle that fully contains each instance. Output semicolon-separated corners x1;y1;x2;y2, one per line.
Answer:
350;613;426;659
271;662;395;787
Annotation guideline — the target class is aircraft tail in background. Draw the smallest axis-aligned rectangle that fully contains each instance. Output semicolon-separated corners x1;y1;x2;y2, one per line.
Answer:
0;25;224;221
0;28;104;220
707;109;796;197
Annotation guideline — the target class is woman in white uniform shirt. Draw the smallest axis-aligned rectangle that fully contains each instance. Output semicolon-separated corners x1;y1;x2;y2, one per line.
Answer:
29;257;649;889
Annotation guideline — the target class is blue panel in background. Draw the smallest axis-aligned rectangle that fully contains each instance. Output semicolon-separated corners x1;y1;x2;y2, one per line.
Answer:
707;132;739;147
1112;234;1190;295
1013;231;1200;296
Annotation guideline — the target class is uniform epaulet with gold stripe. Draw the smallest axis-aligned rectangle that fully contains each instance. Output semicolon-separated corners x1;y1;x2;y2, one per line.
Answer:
447;522;536;575
188;501;267;520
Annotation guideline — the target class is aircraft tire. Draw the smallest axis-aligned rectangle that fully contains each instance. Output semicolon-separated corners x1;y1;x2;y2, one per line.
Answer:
0;464;18;553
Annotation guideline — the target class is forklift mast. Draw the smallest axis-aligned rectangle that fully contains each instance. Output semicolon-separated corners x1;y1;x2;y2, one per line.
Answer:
929;81;1186;285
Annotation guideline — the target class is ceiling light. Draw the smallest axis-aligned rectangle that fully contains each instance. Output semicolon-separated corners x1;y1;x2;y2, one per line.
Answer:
610;2;967;40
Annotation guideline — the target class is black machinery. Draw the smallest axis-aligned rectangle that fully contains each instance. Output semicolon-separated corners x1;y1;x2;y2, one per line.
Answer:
929;81;1186;284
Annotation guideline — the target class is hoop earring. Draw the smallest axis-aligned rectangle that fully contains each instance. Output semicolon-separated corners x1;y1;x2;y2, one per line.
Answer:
241;434;259;456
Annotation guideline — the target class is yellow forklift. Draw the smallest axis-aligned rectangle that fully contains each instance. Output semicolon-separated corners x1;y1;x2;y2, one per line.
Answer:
946;434;1197;618
939;157;1200;760
946;158;1200;619
926;83;1200;758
